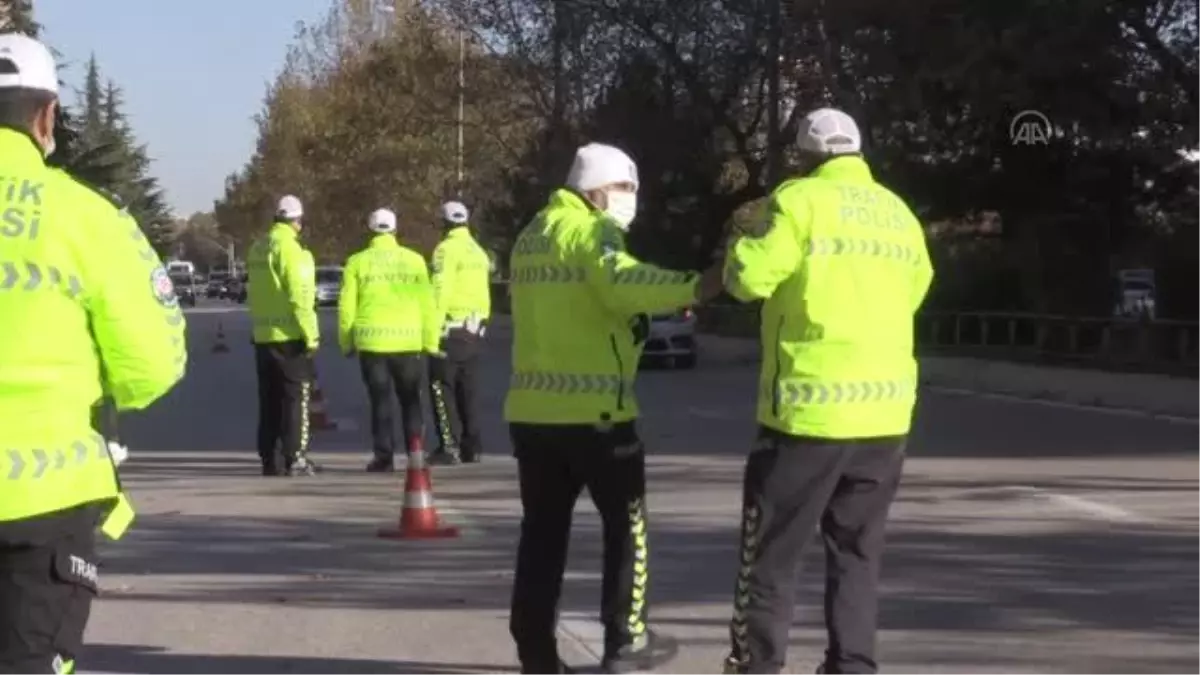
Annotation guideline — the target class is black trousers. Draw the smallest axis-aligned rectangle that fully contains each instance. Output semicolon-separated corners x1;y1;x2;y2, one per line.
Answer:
728;427;906;674
428;334;482;458
509;422;649;672
254;340;313;470
0;505;102;674
359;351;425;458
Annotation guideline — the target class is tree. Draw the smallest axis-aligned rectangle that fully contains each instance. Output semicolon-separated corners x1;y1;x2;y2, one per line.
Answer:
0;0;36;33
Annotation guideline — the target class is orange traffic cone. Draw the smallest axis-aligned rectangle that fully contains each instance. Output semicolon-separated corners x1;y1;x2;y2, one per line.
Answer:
308;377;338;431
378;438;459;540
212;321;230;353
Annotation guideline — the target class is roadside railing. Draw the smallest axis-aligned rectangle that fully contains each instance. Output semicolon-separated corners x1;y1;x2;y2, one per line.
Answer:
696;303;1199;377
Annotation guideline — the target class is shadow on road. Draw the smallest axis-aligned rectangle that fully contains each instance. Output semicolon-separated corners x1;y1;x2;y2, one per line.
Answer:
99;464;1199;643
83;643;513;674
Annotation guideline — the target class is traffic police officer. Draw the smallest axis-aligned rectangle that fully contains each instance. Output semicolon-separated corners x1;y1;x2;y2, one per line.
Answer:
505;142;724;673
720;108;934;674
0;34;187;674
247;194;320;477
427;200;491;465
338;208;440;472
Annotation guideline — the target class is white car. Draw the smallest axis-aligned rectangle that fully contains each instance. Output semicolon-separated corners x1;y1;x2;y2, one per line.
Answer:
639;308;698;369
315;266;343;307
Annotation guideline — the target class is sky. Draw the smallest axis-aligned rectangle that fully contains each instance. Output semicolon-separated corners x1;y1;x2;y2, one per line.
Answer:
36;0;334;218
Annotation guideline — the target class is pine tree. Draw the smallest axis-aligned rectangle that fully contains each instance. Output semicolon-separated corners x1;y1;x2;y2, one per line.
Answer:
94;78;173;251
0;0;38;34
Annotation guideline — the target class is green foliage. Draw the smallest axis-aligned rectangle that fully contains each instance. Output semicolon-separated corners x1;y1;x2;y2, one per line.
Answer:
4;2;173;255
218;0;1197;318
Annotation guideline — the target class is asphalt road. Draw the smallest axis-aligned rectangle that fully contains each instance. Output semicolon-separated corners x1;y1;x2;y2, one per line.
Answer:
81;302;1198;674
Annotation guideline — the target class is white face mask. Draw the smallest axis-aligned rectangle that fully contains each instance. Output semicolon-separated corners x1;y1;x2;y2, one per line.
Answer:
604;191;638;230
41;134;55;159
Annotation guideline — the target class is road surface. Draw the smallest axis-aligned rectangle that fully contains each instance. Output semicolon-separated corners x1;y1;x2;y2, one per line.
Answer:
82;303;1198;674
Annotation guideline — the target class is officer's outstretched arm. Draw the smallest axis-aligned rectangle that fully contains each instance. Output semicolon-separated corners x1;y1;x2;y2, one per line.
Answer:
281;241;319;348
417;258;441;353
87;209;187;411
582;220;699;315
430;241;453;322
337;256;359;354
723;194;804;302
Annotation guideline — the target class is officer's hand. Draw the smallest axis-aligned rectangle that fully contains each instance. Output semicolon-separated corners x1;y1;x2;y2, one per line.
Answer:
695;262;725;302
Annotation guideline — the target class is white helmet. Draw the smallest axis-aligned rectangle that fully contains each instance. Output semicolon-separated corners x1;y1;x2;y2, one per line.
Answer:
439;200;469;225
368;208;397;233
275;195;303;220
0;34;59;96
565;143;639;192
796;108;862;155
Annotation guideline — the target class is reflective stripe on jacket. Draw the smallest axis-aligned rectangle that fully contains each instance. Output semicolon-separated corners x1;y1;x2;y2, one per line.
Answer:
723;155;934;439
338;234;439;354
0;129;186;524
504;188;698;424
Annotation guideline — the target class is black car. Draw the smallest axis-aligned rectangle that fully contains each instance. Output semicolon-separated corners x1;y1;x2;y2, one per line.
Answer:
169;272;197;307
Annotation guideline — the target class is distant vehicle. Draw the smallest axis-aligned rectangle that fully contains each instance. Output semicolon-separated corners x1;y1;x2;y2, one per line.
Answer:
1114;268;1157;320
315;266;343;307
640;307;697;369
167;260;195;276
225;272;248;304
207;272;230;299
168;270;197;307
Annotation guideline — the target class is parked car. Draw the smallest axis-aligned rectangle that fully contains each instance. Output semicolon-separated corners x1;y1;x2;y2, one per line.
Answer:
639;307;697;369
315;266;343;307
169;271;197;307
207;273;229;298
225;273;248;303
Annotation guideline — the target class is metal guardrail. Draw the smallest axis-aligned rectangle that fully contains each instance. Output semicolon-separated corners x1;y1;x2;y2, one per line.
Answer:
696;303;1200;377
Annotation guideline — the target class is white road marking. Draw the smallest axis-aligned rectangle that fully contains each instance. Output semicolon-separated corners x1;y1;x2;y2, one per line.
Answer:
559;612;662;667
929;386;1198;424
1007;485;1146;523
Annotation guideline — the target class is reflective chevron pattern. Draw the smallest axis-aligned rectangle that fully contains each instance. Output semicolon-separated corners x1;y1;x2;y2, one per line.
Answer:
509;370;622;395
4;433;110;481
0;260;83;298
805;237;923;265
728;502;761;668
768;378;917;407
611;266;694;286
352;326;422;341
627;497;649;638
510;264;586;284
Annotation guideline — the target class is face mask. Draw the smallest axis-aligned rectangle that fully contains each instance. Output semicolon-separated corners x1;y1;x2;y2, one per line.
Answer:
604;191;638;230
41;134;56;159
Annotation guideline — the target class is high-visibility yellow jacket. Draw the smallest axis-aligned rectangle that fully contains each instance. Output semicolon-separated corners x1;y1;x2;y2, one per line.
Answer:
0;129;186;530
431;225;491;332
505;188;699;424
247;222;319;348
338;234;440;354
723;155;934;439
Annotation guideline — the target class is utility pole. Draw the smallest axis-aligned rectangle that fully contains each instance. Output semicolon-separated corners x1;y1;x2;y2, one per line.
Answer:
545;0;567;186
456;27;465;197
766;0;783;187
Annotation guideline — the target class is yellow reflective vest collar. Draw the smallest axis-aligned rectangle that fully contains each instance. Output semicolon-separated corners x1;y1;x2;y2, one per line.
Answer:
0;128;44;164
368;233;399;249
808;154;873;183
547;187;595;216
270;220;298;239
444;225;471;240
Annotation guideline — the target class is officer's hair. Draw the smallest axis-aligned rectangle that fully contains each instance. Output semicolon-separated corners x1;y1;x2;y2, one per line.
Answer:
0;88;55;133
